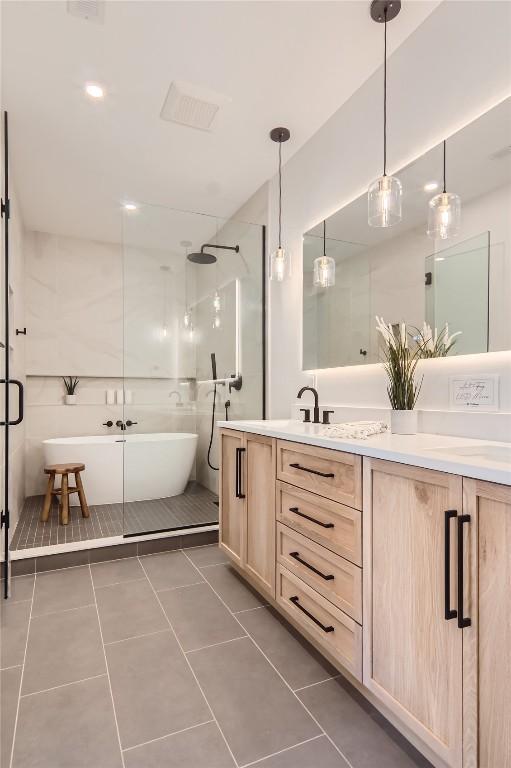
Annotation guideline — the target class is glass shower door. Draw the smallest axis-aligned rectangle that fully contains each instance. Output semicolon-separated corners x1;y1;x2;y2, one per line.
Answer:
121;202;264;538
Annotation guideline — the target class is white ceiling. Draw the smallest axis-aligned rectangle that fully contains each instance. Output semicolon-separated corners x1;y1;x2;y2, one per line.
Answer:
2;0;439;245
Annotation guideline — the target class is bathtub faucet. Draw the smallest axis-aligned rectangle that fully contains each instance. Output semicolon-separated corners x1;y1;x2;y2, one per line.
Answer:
116;420;126;431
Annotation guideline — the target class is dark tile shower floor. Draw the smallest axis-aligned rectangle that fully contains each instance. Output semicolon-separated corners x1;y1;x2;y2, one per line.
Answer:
1;547;432;768
11;482;218;550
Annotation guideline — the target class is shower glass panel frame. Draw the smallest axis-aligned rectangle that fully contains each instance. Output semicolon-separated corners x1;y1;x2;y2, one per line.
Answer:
121;203;265;539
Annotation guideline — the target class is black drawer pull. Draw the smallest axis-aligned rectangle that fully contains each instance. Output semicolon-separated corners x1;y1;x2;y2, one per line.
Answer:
289;551;334;581
235;447;246;499
444;510;458;621
289;596;334;633
289;462;334;479
457;514;471;629
289;507;334;529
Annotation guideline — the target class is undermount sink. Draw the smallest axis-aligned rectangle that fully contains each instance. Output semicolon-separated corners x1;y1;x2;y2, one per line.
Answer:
426;444;511;464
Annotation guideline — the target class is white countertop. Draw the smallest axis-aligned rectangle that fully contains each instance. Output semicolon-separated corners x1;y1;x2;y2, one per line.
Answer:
218;419;511;486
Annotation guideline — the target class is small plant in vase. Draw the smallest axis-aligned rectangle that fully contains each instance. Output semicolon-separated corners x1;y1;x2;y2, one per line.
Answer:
414;322;462;359
63;376;79;405
375;317;423;434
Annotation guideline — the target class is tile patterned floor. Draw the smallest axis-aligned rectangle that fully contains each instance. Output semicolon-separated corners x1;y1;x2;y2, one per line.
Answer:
0;546;433;768
11;482;218;550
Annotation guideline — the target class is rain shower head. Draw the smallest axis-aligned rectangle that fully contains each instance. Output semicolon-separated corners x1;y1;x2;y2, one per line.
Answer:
187;243;239;265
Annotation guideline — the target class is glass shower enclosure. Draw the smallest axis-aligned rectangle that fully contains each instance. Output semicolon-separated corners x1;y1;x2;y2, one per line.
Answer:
121;203;265;537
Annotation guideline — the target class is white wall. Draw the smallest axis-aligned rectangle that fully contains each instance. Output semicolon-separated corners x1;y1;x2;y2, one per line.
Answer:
266;0;511;422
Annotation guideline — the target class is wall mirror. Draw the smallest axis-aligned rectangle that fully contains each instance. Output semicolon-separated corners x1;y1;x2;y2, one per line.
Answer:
302;98;511;370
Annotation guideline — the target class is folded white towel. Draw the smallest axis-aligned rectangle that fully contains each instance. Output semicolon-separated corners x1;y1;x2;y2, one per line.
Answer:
321;421;388;440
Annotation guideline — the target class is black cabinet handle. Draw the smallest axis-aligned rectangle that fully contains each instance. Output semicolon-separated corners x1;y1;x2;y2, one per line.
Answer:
457;514;471;629
289;552;334;581
444;510;458;621
289;596;334;633
289;462;334;479
235;447;245;499
0;379;24;426
289;507;334;529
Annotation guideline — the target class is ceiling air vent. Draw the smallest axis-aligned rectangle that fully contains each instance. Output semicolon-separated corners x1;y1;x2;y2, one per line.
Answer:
67;0;105;23
160;81;231;132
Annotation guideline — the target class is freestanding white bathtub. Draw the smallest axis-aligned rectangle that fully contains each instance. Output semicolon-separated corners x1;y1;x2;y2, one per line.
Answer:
43;433;198;506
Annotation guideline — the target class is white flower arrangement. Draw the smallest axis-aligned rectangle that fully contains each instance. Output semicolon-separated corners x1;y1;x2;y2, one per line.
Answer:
415;322;462;358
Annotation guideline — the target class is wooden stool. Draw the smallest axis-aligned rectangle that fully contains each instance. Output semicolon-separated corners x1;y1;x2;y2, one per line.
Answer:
41;463;89;526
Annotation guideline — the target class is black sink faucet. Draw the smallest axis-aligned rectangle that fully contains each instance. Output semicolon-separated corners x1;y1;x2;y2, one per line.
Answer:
297;386;321;424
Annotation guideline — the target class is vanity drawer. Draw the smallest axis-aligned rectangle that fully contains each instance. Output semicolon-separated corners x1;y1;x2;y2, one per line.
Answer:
277;523;362;622
277;564;362;681
276;440;362;509
277;482;362;566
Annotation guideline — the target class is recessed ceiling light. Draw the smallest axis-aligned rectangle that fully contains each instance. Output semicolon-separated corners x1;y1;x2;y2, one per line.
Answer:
424;181;439;192
85;82;104;99
123;203;137;211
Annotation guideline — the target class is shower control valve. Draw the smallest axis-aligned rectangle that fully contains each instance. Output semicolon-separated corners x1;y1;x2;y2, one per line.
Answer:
102;421;114;428
126;420;138;427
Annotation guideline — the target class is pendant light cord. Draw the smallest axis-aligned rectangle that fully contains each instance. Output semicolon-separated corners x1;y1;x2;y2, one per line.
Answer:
383;7;387;177
443;139;447;193
278;140;282;247
323;220;326;258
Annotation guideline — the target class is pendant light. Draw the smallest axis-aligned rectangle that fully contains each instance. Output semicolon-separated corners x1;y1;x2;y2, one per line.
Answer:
368;1;402;228
427;140;461;239
313;220;335;288
269;126;291;281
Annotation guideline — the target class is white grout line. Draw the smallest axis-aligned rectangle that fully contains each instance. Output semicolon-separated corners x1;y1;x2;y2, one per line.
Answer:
233;604;269;615
122;719;215;753
104;628;171;647
92;577;147;591
182;550;357;768
196;561;231;570
137;555;240;768
0;664;23;672
155;580;205;594
185;635;247;655
31;602;96;620
9;570;36;768
240;734;324;768
90;564;126;768
293;675;341;693
20;673;108;699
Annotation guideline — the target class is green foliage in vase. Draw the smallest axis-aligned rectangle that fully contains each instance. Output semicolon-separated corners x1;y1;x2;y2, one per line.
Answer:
414;322;462;359
376;317;423;411
62;376;80;395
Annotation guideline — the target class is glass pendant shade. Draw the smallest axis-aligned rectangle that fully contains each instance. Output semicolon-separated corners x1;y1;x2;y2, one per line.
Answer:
183;309;192;329
427;192;461;239
313;256;335;288
212;313;221;330
270;245;290;282
368;174;402;227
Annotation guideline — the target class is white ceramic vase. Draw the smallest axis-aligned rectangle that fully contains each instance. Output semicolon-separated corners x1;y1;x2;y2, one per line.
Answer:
65;394;77;405
390;409;418;435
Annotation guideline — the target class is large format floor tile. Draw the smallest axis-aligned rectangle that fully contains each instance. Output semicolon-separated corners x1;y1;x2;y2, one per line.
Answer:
22;605;105;694
158;581;245;652
1;665;22;768
189;636;320;766
185;545;230;569
256;736;350;767
95;577;167;643
298;677;432;768
201;564;267;613
32;566;94;617
140;550;204;591
1;600;32;668
7;574;35;603
124;721;235;768
238;606;337;691
91;556;145;588
106;629;211;749
12;676;123;768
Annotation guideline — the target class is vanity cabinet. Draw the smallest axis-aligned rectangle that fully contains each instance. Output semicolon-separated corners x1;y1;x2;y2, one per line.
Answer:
363;459;464;768
219;429;276;597
462;479;511;768
219;429;510;768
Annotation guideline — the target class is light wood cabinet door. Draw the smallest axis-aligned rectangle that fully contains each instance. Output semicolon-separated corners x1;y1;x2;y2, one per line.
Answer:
363;458;463;768
463;479;511;768
244;433;276;598
219;429;245;567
